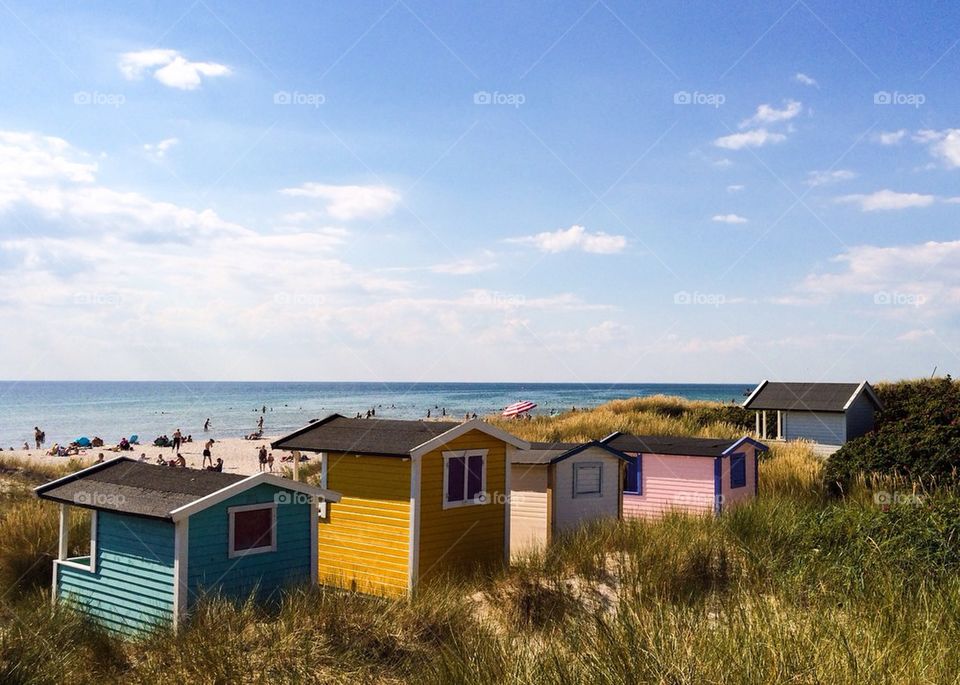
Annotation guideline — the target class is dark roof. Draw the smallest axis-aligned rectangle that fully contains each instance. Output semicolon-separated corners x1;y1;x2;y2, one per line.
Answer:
272;414;461;457
35;458;245;519
742;381;879;411
602;433;740;457
513;440;631;465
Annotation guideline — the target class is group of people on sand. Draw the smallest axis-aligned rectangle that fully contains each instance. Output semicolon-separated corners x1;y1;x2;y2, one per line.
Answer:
257;445;274;472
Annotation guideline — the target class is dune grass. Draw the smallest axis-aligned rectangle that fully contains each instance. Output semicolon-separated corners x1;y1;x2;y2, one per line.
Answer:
0;395;955;683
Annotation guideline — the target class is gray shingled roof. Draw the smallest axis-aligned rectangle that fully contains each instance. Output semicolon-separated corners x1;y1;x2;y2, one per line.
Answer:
602;434;739;457
742;381;875;411
36;459;245;519
272;414;461;456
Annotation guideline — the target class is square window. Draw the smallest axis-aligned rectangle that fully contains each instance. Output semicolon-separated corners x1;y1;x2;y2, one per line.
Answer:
229;505;276;557
443;450;487;508
573;463;602;498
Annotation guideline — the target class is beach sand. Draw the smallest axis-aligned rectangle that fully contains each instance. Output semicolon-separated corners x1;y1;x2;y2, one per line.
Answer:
2;436;296;477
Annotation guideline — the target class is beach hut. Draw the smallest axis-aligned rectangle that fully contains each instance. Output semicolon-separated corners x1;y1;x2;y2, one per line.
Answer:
35;457;340;636
271;414;530;598
742;381;882;449
600;433;767;517
509;441;631;557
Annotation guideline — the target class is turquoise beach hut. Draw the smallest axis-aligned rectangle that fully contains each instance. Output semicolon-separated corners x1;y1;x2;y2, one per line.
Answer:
35;457;340;636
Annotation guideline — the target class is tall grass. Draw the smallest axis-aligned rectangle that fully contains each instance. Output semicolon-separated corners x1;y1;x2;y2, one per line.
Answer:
1;395;957;683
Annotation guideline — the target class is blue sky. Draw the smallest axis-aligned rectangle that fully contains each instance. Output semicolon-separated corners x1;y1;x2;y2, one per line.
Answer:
1;1;958;383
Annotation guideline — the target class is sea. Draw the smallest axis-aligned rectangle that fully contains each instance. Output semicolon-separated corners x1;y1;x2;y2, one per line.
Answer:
0;381;752;448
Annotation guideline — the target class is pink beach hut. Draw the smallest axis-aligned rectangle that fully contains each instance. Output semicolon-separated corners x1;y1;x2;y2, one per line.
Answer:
599;433;767;518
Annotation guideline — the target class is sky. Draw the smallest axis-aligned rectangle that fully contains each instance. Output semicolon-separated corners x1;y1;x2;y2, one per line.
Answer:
0;0;958;383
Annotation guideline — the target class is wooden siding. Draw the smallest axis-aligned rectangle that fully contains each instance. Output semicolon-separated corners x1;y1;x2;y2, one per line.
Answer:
417;430;507;583
186;482;312;606
57;511;175;635
622;454;715;519
319;453;411;598
509;463;548;557
845;391;876;440
783;410;846;444
718;447;757;509
552;447;622;533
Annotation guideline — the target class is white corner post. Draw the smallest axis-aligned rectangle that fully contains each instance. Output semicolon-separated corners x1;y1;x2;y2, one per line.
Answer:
777;410;782;440
407;455;421;598
58;503;70;560
318;452;328;517
172;518;189;631
755;412;761;438
309;496;319;585
761;410;768;440
292;450;300;481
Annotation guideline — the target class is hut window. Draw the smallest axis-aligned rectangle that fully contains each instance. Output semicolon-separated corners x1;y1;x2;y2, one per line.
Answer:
443;450;488;508
228;503;277;557
730;453;747;489
624;455;642;495
573;463;602;498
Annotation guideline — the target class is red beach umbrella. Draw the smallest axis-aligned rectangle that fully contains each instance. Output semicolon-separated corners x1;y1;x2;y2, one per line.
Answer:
502;400;537;418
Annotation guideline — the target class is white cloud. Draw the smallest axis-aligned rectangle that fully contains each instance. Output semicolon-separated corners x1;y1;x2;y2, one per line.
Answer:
875;130;907;145
897;328;935;342
794;73;818;87
508;225;627;254
914;129;960;168
836;189;935;211
711;214;748;224
429;252;498;275
281;183;401;220
680;335;749;354
714;128;786;150
804;169;856;187
118;49;231;90
739;100;802;128
726;184;745;193
143;137;180;160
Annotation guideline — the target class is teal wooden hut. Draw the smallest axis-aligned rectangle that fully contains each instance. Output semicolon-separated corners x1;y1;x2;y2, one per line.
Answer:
35;457;340;635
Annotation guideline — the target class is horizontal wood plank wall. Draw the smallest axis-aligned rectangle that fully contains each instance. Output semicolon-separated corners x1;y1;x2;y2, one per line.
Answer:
622;454;715;519
57;511;175;635
187;482;312;605
319;453;411;598
509;463;548;557
552;448;622;533
418;431;506;583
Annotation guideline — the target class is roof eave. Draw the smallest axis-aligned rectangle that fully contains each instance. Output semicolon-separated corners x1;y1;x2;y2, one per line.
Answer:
741;379;769;409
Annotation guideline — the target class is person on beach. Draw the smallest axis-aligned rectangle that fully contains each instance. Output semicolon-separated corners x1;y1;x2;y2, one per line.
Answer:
172;429;182;452
258;445;268;472
203;418;210;432
95;453;104;464
34;427;43;449
202;439;214;468
257;415;264;431
175;453;186;468
207;457;223;472
267;452;274;472
156;454;166;466
139;453;148;462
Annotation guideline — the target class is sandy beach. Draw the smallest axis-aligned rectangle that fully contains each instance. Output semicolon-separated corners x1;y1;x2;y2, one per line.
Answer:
3;436;296;477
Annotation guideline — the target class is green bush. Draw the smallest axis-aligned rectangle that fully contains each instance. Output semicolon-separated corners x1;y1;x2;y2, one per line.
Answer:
826;377;960;487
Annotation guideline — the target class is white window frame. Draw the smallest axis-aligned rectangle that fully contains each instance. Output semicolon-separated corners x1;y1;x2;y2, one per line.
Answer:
228;503;277;558
572;462;603;499
56;506;98;573
442;449;488;510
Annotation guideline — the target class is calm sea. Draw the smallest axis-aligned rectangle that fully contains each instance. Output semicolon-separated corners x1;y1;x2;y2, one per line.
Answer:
0;381;751;448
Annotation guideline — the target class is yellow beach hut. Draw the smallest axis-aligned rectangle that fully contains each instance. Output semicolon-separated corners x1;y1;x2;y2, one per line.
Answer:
272;415;529;598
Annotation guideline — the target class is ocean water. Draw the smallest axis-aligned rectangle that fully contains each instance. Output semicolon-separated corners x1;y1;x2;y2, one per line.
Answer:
0;381;751;448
